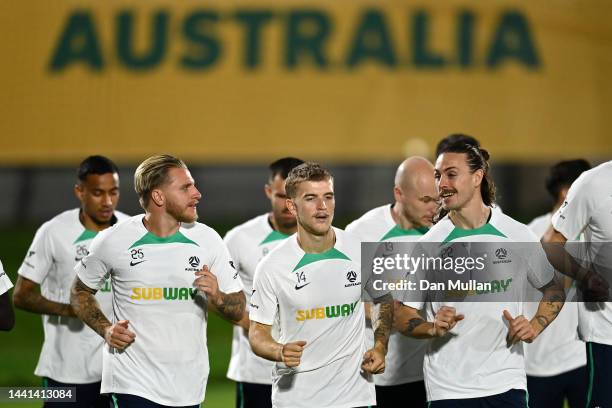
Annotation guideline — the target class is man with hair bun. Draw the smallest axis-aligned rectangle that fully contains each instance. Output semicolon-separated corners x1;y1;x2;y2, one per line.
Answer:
399;137;566;407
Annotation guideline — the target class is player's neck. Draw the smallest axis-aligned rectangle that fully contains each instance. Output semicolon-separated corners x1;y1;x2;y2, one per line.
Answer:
449;198;490;230
143;212;181;237
79;211;111;232
296;227;335;254
391;203;416;230
268;213;297;235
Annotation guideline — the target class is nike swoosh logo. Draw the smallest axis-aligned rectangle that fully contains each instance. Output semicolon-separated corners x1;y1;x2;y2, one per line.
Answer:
130;260;146;266
294;282;311;290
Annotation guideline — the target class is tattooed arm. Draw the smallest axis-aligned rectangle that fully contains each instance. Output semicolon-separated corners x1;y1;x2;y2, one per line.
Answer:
504;279;565;345
362;293;393;374
398;304;465;339
13;276;75;317
213;291;246;323
532;279;565;336
70;277;135;350
195;265;246;323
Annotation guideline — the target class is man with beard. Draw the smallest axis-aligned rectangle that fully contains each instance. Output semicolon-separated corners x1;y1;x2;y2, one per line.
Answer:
346;156;438;407
225;157;303;408
399;139;565;407
249;162;393;408
14;155;128;407
70;154;246;407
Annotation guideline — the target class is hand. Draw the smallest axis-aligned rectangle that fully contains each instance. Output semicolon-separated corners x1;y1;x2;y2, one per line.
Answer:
280;340;307;367
392;300;409;332
361;343;386;374
430;306;464;337
194;265;221;304
503;310;537;345
104;320;136;350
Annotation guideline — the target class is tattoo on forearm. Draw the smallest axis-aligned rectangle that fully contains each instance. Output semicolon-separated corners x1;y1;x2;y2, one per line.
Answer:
70;278;110;338
216;292;246;322
535;315;550;329
405;317;426;335
373;301;393;349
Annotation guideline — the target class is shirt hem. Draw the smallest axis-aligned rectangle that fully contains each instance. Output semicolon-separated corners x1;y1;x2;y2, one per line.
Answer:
428;383;526;402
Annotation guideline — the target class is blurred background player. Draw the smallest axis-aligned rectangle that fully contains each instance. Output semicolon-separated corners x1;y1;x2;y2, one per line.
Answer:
346;156;438;407
225;157;304;408
248;163;392;408
400;139;564;407
549;160;612;408
13;155;126;407
524;159;591;408
0;260;15;331
71;154;245;408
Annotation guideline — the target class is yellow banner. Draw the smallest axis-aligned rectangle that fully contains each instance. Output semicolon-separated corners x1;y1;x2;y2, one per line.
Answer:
0;1;611;164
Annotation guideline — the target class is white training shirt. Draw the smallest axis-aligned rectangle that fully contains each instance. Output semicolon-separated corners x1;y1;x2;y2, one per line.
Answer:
346;204;428;386
75;215;243;406
552;160;612;346
225;214;292;384
250;228;378;408
523;213;585;377
0;260;13;296
17;208;129;384
404;209;554;401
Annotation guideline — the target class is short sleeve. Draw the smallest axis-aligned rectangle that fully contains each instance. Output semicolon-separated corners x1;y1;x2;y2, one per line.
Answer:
210;236;243;294
525;242;555;290
249;262;278;325
223;229;242;275
17;222;55;284
0;261;13;296
74;230;112;291
552;175;592;241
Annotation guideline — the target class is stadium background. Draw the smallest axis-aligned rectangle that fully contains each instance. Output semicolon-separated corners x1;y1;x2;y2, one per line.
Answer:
1;0;611;406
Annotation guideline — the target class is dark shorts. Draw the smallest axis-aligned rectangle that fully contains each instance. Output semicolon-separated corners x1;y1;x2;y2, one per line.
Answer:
110;393;198;408
429;389;528;408
43;377;109;408
375;381;427;407
235;382;272;408
586;341;612;408
527;365;587;408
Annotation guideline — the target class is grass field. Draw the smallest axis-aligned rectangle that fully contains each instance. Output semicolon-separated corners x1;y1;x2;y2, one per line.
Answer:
0;225;238;407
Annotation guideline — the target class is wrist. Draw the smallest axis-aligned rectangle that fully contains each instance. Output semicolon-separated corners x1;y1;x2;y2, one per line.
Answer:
277;343;285;362
374;340;387;356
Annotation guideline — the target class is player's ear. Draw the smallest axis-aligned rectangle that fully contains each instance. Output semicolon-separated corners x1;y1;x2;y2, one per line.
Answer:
472;168;484;188
74;183;84;201
151;189;164;207
393;186;402;203
264;183;272;200
286;198;297;216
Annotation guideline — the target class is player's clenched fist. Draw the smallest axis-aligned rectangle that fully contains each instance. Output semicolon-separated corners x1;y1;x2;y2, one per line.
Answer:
430;306;464;337
104;320;136;350
194;265;220;301
503;310;537;345
280;340;307;367
361;343;386;374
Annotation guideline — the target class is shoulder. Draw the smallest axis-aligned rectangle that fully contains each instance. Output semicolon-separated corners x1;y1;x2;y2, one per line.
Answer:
346;205;389;232
493;212;540;242
181;221;225;246
224;214;269;243
419;216;455;242
113;210;131;222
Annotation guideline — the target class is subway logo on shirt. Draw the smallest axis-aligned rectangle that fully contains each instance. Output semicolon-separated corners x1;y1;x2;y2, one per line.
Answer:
296;300;359;322
131;287;199;300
